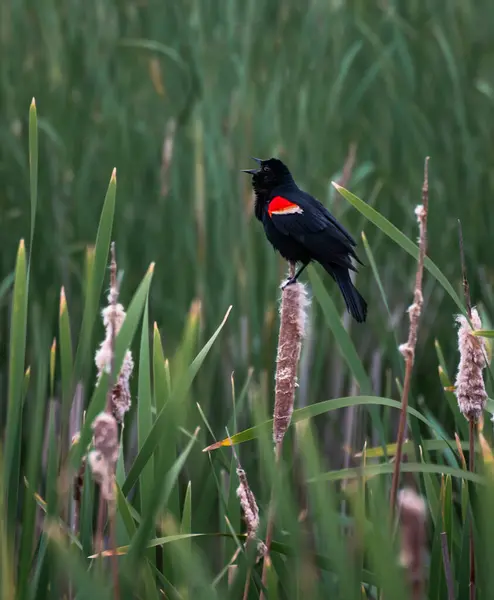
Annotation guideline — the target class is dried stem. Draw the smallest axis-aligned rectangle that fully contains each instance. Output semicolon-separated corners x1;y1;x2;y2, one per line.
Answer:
458;219;477;600
469;418;475;600
440;532;455;600
94;242;120;600
458;220;472;319
390;157;429;514
107;243;120;600
105;242;118;412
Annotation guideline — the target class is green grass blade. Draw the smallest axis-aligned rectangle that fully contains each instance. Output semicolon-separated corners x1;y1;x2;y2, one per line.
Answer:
122;306;232;496
297;420;359;599
309;266;372;393
4;239;28;530
0;272;14;308
125;428;199;565
152;323;179;517
46;524;112;600
49;338;56;398
138;299;154;511
115;484;159;600
46;405;58;516
18;346;49;600
205;395;442;449
308;266;386;447
0;447;15;600
353;438;471;459
333;183;465;313
473;329;494;338
59;287;74;447
153;323;168;417
73;169;117;383
179;481;192;596
310;462;483;485
361;231;393;318
181;481;192;535
29;98;38;253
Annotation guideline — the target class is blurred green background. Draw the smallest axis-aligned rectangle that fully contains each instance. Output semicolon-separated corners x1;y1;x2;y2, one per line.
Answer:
1;0;494;443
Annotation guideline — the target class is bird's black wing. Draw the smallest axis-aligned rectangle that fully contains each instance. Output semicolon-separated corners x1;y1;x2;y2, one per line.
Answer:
267;189;360;269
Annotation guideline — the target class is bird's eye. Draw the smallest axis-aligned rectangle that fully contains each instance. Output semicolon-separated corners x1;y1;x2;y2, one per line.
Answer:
263;165;271;172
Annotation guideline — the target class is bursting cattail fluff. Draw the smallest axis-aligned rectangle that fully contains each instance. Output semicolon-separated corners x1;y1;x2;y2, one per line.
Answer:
94;259;134;424
236;466;267;557
455;308;487;421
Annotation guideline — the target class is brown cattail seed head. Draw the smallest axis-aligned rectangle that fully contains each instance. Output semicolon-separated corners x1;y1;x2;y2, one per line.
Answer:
89;451;113;501
92;412;119;465
273;281;309;444
455;308;487;421
236;467;260;540
89;412;119;501
235;465;267;561
397;488;427;587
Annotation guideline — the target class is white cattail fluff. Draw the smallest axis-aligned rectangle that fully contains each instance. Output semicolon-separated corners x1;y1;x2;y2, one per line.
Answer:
94;282;134;424
455;308;487;421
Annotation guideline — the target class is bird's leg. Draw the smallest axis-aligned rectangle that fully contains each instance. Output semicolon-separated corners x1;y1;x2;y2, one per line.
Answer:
281;263;308;289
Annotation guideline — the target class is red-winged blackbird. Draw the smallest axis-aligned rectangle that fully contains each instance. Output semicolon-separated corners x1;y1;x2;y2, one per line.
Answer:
242;157;367;323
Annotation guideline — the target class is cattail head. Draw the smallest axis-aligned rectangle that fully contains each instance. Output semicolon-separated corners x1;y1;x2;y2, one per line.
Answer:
109;356;133;422
455;308;487;421
397;488;427;593
94;245;134;423
236;467;260;537
236;466;267;558
89;412;119;501
273;280;310;444
92;412;119;465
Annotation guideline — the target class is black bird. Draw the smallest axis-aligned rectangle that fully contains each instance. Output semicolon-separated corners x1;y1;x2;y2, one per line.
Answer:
242;157;367;323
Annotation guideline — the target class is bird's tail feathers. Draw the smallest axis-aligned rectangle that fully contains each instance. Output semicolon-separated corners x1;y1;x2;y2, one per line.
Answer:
326;266;367;323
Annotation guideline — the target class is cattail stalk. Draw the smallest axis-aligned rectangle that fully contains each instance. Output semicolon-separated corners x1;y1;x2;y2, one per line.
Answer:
91;239;122;599
390;157;429;514
261;264;309;600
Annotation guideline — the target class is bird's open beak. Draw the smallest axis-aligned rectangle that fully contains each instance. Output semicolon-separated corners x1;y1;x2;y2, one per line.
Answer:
241;157;263;175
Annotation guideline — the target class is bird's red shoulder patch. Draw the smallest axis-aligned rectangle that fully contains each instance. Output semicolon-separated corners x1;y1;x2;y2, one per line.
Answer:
268;196;304;217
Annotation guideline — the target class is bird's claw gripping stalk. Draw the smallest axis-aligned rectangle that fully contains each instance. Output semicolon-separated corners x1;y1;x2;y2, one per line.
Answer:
280;277;297;290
